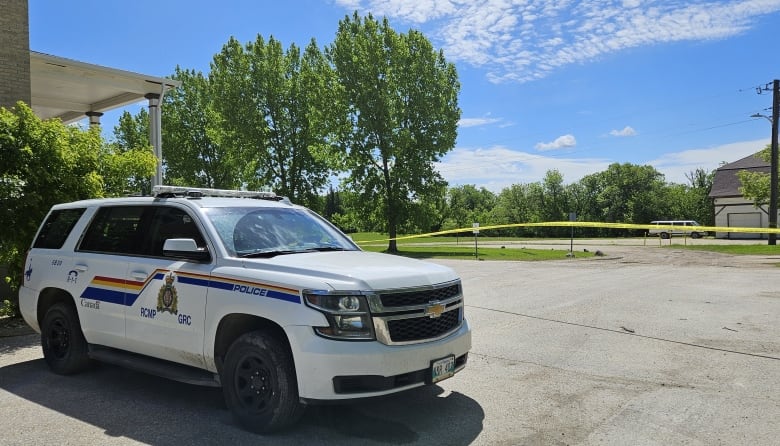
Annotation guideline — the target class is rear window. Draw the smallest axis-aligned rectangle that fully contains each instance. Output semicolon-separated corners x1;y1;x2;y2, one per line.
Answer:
78;206;147;255
33;208;86;249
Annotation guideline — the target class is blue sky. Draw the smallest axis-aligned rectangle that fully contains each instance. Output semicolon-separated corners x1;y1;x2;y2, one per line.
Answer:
29;0;780;192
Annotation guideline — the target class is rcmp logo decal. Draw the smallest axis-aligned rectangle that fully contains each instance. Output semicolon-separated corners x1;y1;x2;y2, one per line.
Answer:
157;272;179;315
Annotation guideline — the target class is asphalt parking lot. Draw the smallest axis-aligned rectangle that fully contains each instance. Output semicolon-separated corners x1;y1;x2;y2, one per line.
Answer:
1;245;779;445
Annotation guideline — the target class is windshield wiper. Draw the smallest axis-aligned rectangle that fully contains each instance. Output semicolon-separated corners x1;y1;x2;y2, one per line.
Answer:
238;249;299;258
237;246;349;258
308;246;348;252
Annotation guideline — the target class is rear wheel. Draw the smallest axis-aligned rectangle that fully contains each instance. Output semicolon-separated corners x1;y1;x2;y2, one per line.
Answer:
691;232;701;239
660;232;670;239
221;330;303;433
41;302;91;374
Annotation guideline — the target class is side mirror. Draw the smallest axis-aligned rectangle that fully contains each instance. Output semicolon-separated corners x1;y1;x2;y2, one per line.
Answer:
163;238;210;262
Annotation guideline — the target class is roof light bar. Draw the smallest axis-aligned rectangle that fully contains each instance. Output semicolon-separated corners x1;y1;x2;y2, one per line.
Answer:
152;185;278;199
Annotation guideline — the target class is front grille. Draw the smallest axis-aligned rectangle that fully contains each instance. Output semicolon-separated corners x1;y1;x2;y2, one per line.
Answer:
379;283;461;307
386;308;461;343
371;280;464;345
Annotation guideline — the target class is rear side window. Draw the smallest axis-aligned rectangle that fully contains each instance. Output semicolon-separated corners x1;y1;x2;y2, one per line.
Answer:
33;208;86;249
79;206;146;255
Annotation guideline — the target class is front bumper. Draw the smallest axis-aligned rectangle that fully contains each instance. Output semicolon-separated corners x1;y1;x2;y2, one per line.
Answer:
286;319;471;401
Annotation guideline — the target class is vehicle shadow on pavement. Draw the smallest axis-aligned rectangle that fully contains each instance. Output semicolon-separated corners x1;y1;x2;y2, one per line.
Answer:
0;355;484;445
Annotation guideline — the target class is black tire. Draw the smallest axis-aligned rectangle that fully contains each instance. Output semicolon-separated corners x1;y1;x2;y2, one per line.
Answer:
660;232;670;239
691;232;701;239
41;302;91;375
222;331;303;433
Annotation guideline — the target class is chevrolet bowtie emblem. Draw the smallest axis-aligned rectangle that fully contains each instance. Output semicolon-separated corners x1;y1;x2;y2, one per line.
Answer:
424;302;446;318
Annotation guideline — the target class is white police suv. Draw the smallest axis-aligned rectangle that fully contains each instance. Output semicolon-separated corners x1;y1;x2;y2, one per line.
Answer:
18;186;471;433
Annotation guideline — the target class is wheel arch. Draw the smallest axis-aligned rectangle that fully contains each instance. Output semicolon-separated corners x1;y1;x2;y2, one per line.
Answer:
213;313;292;375
37;287;78;327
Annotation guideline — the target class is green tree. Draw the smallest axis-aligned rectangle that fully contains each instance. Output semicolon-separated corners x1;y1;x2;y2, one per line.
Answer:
328;13;461;252
684;168;714;225
106;109;156;195
210;36;339;208
161;67;238;189
594;163;666;223
493;183;534;237
114;108;149;150
444;185;496;234
0;103;103;308
737;145;773;209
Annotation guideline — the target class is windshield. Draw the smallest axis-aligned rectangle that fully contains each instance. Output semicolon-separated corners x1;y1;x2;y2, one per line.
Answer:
203;206;358;257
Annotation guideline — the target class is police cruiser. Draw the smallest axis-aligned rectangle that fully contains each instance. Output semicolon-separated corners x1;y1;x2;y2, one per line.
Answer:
19;186;471;433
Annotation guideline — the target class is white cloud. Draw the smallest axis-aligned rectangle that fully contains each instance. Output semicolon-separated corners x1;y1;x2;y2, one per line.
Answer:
535;134;576;151
435;145;610;193
337;0;780;83
648;138;769;184
434;138;770;192
609;126;637;137
458;117;501;128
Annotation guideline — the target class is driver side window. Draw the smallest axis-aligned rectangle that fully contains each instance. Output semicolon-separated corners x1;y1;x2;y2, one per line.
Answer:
148;207;206;257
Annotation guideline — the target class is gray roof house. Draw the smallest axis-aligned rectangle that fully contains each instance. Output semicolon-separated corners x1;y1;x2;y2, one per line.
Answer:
709;153;772;239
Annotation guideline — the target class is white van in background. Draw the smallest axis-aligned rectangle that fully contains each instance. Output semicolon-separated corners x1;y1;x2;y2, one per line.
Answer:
648;220;707;239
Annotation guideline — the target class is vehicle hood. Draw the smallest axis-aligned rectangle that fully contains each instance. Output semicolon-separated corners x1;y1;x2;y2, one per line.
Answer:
239;250;458;291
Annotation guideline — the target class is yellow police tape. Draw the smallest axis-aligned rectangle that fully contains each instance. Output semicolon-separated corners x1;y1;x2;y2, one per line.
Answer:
358;222;780;243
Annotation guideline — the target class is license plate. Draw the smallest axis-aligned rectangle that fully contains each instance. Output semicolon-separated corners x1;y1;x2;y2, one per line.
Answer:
431;355;456;383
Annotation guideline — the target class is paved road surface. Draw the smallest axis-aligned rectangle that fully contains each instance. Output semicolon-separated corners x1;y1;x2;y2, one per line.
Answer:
1;246;778;445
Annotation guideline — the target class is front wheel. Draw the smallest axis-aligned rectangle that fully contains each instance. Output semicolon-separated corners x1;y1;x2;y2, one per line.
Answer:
691;232;701;239
660;232;670;239
41;302;91;375
221;331;303;433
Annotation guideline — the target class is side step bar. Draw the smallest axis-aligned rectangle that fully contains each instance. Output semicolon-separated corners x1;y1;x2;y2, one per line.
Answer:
88;345;221;387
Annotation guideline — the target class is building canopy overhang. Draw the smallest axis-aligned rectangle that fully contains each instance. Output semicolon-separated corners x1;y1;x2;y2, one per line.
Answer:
30;51;180;124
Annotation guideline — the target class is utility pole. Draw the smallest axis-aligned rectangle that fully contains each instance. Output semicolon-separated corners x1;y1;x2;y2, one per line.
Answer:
773;79;780;246
756;80;780;245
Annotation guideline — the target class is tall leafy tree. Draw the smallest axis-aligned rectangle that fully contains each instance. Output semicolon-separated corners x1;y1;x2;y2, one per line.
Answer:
541;169;569;222
685;168;714;225
493;184;529;233
328;13;461;252
162;67;237;189
210;36;339;207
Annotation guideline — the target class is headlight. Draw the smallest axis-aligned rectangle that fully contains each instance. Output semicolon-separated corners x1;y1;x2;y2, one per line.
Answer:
304;292;374;340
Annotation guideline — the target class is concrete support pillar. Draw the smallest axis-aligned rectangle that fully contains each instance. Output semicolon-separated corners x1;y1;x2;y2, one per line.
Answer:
85;111;103;127
145;93;162;186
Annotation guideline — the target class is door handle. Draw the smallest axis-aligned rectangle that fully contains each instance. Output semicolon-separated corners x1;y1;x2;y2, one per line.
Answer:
73;264;88;272
130;271;148;281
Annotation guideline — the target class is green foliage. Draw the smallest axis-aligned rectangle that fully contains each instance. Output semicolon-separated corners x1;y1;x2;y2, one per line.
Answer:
209;36;339;208
0;102;103;295
113;108;150;150
737;145;773;208
99;144;157;196
107;109;156;195
444;185;496;231
0;299;16;317
104;110;157;195
0;102;154;312
328;12;460;251
162;66;242;189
